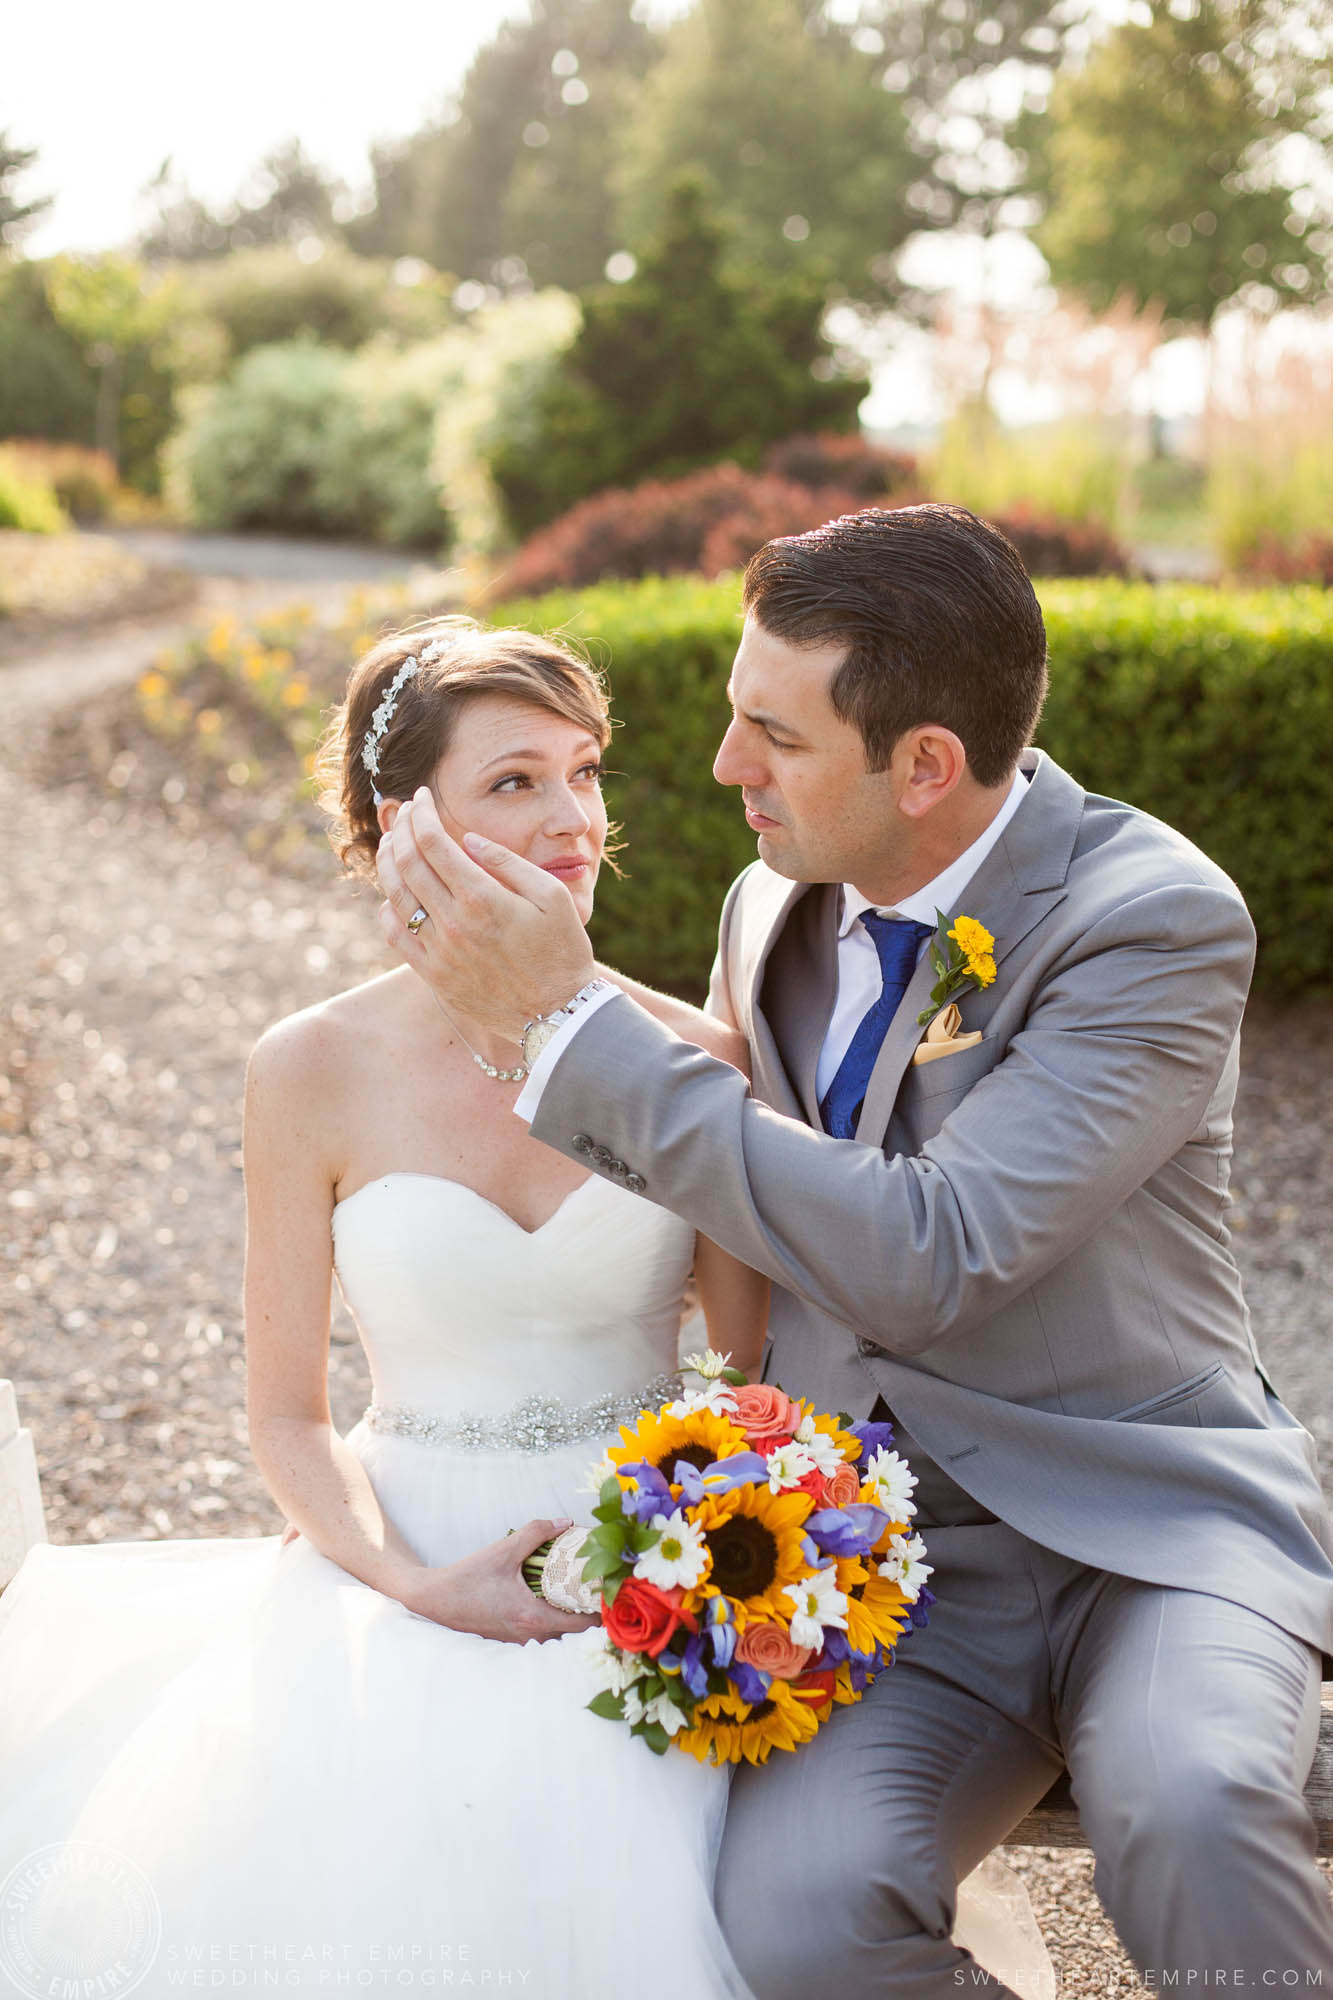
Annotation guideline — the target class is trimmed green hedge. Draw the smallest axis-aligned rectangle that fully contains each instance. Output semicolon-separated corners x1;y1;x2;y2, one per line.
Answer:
493;576;1333;1000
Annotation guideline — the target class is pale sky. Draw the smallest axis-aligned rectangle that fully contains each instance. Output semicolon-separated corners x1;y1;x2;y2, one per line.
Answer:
7;0;685;259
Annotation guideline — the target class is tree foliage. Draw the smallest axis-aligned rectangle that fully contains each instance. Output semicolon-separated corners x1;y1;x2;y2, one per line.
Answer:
138;141;342;263
1027;0;1333;327
487;178;869;535
348;0;657;289
0;133;52;249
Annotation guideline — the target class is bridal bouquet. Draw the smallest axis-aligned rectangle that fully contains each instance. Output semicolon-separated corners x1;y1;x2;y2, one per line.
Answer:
534;1352;933;1763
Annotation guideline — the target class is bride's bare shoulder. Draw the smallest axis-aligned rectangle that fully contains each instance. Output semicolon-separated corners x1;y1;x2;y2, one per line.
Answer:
246;969;411;1099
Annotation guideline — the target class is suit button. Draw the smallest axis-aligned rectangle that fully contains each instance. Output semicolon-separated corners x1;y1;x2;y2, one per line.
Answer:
856;1336;879;1357
607;1157;628;1179
571;1133;593;1154
592;1145;613;1166
625;1172;647;1194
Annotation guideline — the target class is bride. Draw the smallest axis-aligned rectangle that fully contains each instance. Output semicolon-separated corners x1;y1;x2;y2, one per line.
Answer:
0;616;1054;1997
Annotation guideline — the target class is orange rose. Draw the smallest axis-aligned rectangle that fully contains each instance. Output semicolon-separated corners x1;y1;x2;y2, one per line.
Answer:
734;1620;815;1679
730;1383;804;1451
825;1461;862;1508
601;1578;697;1660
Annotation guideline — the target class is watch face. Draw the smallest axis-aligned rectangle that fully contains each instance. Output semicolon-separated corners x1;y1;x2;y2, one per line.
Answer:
521;1017;562;1068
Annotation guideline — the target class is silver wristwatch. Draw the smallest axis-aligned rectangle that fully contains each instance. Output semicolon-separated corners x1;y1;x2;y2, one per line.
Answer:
519;978;613;1071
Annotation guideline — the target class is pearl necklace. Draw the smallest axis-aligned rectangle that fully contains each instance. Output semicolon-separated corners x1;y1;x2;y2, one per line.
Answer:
430;992;528;1082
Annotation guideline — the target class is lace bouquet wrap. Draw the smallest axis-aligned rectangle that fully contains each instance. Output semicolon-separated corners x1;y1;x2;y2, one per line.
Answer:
530;1352;934;1762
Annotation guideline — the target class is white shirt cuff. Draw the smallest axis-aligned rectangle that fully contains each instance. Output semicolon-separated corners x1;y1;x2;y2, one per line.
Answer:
512;982;622;1124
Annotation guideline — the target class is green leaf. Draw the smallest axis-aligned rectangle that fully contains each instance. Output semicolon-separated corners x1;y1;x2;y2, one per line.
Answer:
599;1476;624;1510
580;1546;631;1583
630;1719;671;1756
600;1574;624;1607
587;1689;626;1722
719;1367;749;1386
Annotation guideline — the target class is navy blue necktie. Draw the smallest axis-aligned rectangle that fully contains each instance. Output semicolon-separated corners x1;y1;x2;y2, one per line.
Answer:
819;913;933;1139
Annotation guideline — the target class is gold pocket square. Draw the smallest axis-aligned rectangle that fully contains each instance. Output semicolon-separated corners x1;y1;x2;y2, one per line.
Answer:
912;1002;983;1067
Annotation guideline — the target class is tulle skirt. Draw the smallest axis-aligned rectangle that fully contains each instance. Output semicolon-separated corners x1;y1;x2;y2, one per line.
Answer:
0;1420;1054;1998
0;1420;750;1997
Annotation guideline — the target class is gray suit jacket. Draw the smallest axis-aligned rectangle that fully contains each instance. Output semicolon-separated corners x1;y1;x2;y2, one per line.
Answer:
532;748;1333;1653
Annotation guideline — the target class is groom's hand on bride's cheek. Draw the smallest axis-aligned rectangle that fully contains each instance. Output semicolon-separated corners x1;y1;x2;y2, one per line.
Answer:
377;791;596;1037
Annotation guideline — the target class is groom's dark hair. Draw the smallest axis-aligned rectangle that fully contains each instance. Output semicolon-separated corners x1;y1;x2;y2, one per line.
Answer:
742;502;1048;787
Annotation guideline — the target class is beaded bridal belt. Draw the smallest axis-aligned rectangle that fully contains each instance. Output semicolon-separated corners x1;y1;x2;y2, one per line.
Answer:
362;1371;682;1455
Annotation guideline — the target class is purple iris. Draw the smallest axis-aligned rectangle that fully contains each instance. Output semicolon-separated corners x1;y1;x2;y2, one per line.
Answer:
800;1532;834;1572
805;1504;892;1559
704;1597;737;1669
673;1452;769;1504
729;1659;771;1706
679;1632;712;1699
615;1461;673;1523
848;1419;895;1462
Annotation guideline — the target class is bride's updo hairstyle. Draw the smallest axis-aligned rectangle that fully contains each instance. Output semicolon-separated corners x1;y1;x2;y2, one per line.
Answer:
316;615;613;879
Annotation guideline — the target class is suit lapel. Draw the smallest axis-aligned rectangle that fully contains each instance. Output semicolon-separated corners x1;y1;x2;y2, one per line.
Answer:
853;749;1083;1145
759;881;839;1126
733;869;814;1120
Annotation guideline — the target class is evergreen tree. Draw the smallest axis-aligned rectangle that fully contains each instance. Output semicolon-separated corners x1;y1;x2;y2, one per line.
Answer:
489;176;868;535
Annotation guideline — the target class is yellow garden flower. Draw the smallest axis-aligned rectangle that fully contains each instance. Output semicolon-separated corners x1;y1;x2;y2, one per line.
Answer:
676;1679;822;1766
137;671;168;699
685;1483;813;1627
609;1406;749;1494
846;1570;911;1656
948;916;994;963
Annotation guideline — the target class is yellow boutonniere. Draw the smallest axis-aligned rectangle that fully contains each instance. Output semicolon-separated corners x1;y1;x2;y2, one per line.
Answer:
916;910;997;1027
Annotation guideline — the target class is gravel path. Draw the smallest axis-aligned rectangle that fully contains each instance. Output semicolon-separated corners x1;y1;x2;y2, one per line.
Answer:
1;581;1330;1990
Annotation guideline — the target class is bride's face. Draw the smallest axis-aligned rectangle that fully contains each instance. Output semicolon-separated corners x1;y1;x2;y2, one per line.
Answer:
427;693;607;924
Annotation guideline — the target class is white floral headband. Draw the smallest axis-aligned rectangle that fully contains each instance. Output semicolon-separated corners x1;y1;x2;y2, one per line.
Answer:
361;638;452;804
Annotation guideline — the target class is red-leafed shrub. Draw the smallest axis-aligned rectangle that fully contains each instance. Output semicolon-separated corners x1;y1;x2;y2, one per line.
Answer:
1234;535;1333;586
988;507;1131;579
487;463;866;600
762;431;919;501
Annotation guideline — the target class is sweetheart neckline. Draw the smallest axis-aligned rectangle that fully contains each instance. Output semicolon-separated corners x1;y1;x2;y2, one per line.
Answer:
331;1169;609;1240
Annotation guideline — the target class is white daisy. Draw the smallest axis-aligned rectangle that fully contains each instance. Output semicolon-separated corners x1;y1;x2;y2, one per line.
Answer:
764;1441;818;1492
634;1509;710;1591
783;1567;850;1651
644;1689;691;1737
792;1412;847;1477
862;1447;918;1520
680;1348;733;1380
877;1532;933;1601
666;1381;739;1419
577;1449;620;1495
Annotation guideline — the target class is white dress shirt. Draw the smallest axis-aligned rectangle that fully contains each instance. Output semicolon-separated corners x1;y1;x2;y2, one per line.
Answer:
515;766;1030;1125
814;767;1029;1100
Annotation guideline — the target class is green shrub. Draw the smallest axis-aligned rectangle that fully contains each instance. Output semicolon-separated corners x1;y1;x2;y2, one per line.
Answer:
493;575;748;997
0;448;68;533
4;439;120;521
182;244;454;364
491;574;1333;998
166;338;452;547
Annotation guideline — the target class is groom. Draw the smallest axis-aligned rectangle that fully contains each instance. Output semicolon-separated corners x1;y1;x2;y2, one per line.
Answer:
378;503;1333;1992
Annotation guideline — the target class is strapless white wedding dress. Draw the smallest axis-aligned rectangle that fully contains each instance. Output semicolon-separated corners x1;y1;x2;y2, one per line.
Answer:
0;1171;1054;1998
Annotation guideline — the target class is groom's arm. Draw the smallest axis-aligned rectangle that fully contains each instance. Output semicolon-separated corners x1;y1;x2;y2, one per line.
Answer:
527;878;1254;1354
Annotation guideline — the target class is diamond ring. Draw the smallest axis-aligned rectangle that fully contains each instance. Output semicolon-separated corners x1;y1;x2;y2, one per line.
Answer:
406;906;429;934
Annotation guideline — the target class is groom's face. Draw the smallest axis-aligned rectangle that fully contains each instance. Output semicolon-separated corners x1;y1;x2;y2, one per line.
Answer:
715;616;903;888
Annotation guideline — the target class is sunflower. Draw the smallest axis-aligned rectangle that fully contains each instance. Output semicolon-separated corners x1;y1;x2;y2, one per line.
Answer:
846;1569;911;1655
610;1406;750;1492
675;1680;822;1766
685;1484;813;1626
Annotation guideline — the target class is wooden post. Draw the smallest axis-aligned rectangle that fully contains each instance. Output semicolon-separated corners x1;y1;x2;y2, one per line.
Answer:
0;1380;47;1592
